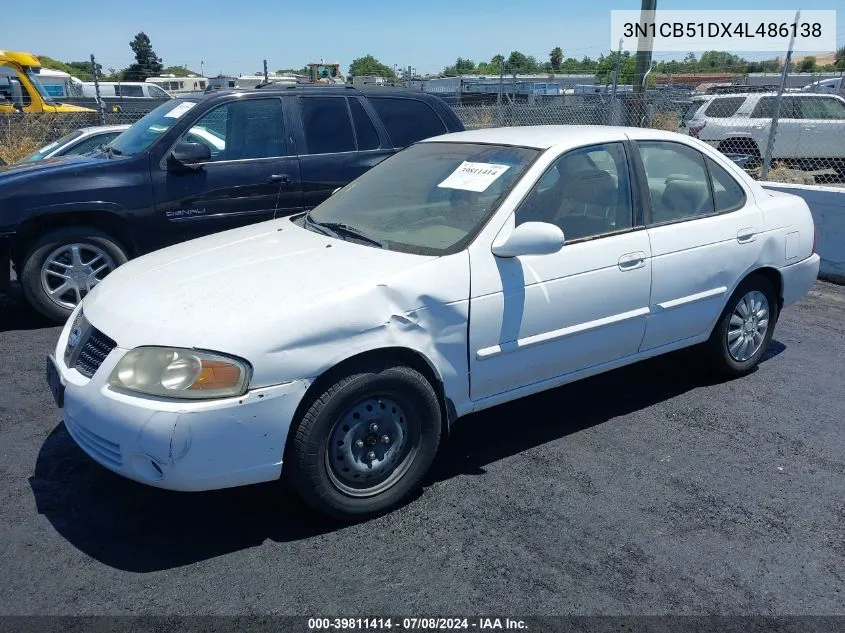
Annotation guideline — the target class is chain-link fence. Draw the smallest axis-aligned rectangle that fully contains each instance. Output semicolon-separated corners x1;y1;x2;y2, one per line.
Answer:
3;66;845;185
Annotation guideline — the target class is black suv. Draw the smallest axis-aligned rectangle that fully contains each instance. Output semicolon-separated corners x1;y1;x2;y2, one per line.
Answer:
0;86;464;321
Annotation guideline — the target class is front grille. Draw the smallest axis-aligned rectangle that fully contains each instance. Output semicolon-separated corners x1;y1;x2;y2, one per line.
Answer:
74;328;117;378
64;311;117;379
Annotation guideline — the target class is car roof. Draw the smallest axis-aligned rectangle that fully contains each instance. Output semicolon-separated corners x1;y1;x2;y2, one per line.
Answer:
422;125;696;151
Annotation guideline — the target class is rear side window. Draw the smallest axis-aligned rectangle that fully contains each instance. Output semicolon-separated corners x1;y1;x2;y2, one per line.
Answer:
349;97;380;151
300;97;355;154
704;97;745;118
797;96;845;120
706;157;746;212
115;85;144;97
367;97;447;148
750;96;797;119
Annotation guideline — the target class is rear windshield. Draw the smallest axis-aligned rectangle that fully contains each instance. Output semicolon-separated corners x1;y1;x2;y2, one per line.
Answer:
682;101;704;122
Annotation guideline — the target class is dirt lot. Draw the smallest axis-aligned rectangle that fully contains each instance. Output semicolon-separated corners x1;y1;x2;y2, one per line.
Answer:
0;282;843;616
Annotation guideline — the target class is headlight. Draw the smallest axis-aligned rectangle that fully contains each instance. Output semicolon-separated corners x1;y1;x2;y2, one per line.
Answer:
108;347;250;400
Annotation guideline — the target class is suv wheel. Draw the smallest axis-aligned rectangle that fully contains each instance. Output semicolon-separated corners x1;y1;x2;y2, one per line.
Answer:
20;226;128;322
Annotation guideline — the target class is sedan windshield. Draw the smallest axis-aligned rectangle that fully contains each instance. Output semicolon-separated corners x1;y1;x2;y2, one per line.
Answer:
108;100;198;156
307;142;539;255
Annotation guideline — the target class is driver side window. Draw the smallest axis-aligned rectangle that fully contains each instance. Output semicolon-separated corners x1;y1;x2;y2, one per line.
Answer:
180;98;287;163
515;142;634;242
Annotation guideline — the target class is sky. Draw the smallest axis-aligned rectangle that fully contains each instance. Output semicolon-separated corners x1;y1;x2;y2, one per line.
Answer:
5;0;843;77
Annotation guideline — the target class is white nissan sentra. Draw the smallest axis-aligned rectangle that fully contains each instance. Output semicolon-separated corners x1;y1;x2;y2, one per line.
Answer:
47;125;820;520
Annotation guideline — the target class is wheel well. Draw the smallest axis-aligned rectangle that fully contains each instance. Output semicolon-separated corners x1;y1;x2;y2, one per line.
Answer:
718;137;761;156
288;347;455;451
12;211;136;268
747;267;784;313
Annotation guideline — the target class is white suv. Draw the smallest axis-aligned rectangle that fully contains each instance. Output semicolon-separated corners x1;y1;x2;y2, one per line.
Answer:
681;92;845;171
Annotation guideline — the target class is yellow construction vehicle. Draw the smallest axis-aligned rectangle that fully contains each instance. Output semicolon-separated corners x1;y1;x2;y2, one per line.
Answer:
306;62;344;84
0;50;95;114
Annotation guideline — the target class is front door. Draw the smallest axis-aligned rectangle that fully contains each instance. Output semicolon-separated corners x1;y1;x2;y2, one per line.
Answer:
635;139;764;351
469;141;653;401
152;96;302;247
794;95;845;162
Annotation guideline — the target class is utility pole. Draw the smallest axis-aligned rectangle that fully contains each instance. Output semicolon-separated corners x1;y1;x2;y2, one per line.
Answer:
762;10;800;181
632;0;656;95
263;59;269;83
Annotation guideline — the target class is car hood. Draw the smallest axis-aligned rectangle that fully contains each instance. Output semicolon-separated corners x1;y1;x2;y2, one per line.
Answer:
0;153;105;180
82;216;470;386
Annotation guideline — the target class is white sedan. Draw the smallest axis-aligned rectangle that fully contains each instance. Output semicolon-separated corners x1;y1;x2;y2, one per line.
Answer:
46;125;820;520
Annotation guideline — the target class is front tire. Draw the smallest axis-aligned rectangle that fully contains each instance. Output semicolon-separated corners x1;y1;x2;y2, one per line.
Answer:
706;275;778;377
285;362;442;521
20;226;128;323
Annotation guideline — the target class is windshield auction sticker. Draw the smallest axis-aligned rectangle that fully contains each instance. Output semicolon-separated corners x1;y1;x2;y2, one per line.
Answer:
164;101;197;119
438;162;511;192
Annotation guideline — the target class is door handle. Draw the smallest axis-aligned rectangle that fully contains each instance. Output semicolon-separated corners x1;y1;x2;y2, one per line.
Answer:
737;228;756;243
268;174;292;185
618;251;646;271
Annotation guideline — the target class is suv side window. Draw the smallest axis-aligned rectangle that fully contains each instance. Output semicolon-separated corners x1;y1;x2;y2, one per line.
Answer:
706;157;746;213
704;97;745;118
115;85;144;97
349;97;380;151
367;97;448;148
637;141;715;224
182;98;286;162
515;142;633;241
300;96;356;154
796;96;845;120
750;96;797;119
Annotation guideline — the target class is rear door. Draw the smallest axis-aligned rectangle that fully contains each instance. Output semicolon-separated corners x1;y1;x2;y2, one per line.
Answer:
293;95;394;211
633;139;763;351
748;96;800;159
366;95;451;149
151;96;302;245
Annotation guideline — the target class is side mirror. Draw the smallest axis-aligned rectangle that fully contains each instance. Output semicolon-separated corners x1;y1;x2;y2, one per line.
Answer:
169;141;210;168
492;222;565;258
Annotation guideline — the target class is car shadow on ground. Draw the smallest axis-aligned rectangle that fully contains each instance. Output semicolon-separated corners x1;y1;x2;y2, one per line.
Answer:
0;290;57;333
29;340;786;573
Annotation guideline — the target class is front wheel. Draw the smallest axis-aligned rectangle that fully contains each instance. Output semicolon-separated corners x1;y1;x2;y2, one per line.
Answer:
285;362;442;521
20;226;128;323
706;275;778;377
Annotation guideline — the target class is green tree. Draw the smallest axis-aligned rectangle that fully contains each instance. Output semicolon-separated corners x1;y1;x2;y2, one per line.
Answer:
836;46;845;70
549;47;563;71
162;65;200;77
595;51;634;84
798;56;817;72
454;57;476;74
124;32;163;81
348;55;396;78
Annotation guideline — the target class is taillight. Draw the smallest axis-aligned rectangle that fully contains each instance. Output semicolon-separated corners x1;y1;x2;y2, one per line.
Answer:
689;122;706;138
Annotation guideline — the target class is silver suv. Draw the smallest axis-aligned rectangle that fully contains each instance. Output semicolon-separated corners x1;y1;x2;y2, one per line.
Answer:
681;92;845;172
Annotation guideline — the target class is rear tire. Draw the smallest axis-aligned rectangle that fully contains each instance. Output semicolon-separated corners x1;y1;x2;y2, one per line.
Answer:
706;275;778;378
20;226;128;323
285;361;442;521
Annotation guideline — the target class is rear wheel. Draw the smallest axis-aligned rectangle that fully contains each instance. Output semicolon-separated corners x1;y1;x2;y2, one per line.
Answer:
285;361;442;521
20;226;128;323
706;275;778;377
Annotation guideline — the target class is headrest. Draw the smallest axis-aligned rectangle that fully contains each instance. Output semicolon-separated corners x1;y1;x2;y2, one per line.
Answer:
662;179;709;211
564;169;616;206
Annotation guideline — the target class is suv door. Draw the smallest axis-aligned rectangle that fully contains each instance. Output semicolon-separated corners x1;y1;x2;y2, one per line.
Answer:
151;96;302;246
748;96;800;159
794;95;845;163
293;95;394;211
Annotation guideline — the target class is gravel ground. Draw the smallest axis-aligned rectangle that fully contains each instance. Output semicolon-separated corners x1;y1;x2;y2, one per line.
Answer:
0;282;843;617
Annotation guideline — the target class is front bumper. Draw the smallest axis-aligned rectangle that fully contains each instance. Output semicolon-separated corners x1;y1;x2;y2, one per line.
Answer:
52;317;311;491
779;253;821;309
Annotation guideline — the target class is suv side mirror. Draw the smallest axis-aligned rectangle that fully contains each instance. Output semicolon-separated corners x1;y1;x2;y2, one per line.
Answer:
492;222;565;258
169;141;210;168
